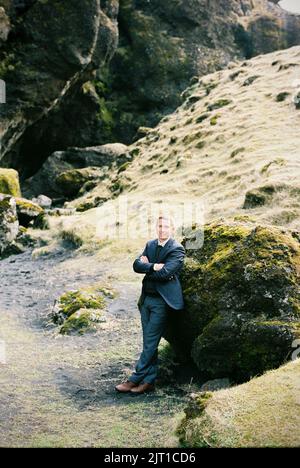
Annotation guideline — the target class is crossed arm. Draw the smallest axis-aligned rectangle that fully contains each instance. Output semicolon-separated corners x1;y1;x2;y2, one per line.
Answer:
132;242;185;281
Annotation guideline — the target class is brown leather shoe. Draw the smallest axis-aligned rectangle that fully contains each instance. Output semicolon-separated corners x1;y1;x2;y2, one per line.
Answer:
115;380;139;393
130;382;155;395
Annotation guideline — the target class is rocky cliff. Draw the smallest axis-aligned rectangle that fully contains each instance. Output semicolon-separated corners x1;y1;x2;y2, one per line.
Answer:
1;0;300;182
0;0;119;179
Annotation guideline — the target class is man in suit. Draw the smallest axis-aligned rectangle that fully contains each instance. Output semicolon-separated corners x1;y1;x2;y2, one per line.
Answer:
115;214;185;395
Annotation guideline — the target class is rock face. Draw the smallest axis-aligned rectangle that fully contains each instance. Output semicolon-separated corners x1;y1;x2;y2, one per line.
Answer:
163;220;300;382
100;0;300;144
0;0;119;179
21;143;131;198
0;193;18;255
1;0;300;183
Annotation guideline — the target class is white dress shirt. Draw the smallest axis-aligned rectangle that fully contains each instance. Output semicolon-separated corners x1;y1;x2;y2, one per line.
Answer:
157;236;170;247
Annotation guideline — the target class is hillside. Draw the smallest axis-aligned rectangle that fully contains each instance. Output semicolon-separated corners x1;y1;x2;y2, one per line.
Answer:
1;38;300;449
173;358;300;447
41;43;300;257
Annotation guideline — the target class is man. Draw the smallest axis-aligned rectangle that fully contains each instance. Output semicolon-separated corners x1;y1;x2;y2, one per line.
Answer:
115;214;185;395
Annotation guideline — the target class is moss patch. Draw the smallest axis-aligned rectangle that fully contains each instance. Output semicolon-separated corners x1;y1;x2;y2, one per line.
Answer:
0;169;21;197
50;286;112;335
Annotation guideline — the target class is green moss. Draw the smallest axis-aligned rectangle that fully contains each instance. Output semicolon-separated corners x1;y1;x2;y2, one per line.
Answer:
210;114;221;125
194;141;205;149
207;99;232;111
60;229;83;248
51;287;109;335
0;51;19;78
276;92;290;102
58;290;105;318
242;75;260;86
182;131;203;145
260;158;286;173
0;169;21;197
175;392;213;447
129;148;140;157
55;168;101;197
60;308;104;335
117;162;131;173
195;113;210;124
204;82;218;95
169;136;177;144
0;197;13;212
15;197;44;214
230;147;245;158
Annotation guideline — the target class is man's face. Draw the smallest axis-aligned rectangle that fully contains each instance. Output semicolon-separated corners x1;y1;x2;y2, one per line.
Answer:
156;218;173;240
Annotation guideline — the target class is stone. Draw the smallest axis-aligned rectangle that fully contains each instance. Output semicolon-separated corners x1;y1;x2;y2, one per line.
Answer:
15;197;44;227
0;194;19;256
163;220;300;382
0;168;21;197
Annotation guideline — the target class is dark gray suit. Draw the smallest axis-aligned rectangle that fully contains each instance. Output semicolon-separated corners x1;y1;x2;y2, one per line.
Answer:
134;237;185;310
128;237;185;385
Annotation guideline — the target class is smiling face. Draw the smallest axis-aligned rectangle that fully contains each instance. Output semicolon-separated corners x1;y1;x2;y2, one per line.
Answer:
156;216;174;241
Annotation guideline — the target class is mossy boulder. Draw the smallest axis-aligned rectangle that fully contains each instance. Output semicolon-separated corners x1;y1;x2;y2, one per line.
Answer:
242;183;294;209
55;167;104;198
50;285;116;335
0;168;21;197
15;197;44;227
60;308;105;335
243;184;280;208
0;194;19;256
163;220;300;382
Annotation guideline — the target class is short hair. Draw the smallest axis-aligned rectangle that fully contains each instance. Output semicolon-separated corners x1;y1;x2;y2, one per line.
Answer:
156;214;175;229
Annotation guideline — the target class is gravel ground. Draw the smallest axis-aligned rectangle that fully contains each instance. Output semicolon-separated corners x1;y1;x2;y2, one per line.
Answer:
0;245;203;447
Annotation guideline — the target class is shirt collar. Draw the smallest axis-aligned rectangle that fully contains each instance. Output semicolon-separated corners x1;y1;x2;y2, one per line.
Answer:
157;236;171;247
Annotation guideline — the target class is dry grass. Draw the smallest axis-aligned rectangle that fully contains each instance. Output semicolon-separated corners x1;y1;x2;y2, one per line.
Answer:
35;46;300;262
174;359;300;447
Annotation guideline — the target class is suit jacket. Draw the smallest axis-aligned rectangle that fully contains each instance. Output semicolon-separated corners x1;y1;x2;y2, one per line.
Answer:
133;237;185;310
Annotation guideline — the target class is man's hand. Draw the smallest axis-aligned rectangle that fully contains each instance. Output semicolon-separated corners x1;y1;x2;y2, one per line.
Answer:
140;256;164;271
140;255;149;263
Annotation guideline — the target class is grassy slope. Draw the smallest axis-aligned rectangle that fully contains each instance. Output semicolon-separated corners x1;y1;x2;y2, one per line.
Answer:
37;45;300;264
173;358;300;447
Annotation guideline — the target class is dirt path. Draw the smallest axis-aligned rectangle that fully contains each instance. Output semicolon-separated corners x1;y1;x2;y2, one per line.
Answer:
0;245;202;447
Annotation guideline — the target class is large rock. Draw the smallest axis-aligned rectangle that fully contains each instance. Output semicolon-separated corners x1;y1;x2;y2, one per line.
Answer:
0;168;21;197
21;143;130;198
164;220;300;382
0;0;119;178
55;167;105;198
0;193;19;255
1;0;300;183
15;196;44;227
50;285;116;335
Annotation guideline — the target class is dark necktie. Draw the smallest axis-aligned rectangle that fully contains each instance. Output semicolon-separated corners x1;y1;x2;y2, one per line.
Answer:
143;244;164;294
155;244;163;261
